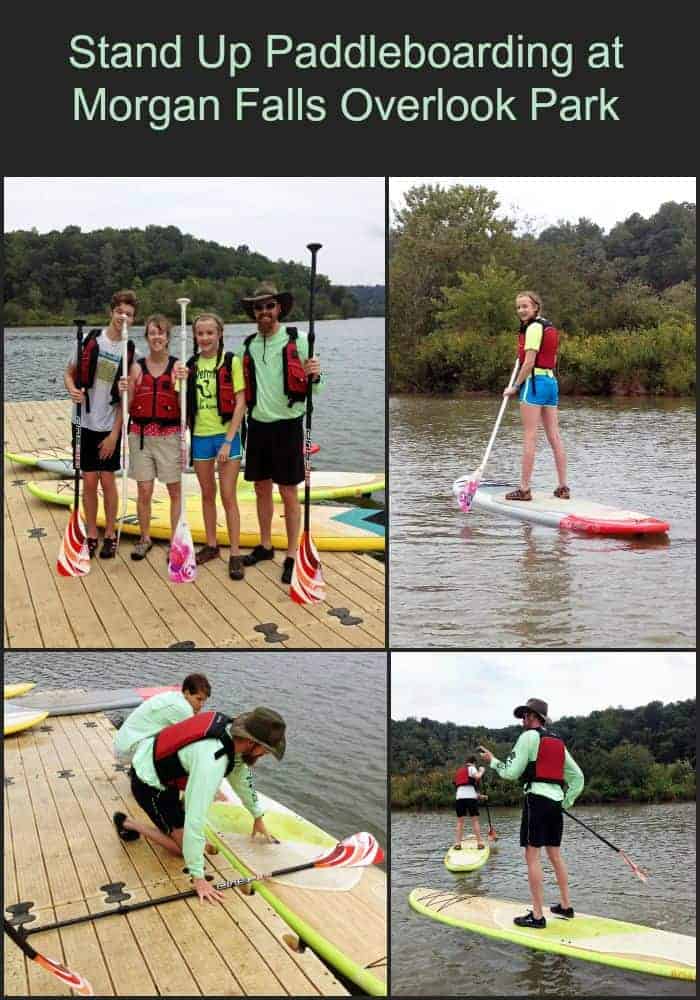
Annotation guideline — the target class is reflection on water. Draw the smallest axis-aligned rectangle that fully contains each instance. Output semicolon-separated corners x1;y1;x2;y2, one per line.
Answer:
392;804;696;996
390;395;696;647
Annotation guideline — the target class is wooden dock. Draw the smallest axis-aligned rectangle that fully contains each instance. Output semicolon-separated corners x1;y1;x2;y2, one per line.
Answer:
4;401;385;649
4;711;350;996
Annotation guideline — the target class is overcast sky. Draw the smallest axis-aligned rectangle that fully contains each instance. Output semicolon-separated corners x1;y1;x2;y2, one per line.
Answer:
390;177;696;234
391;652;696;727
4;177;385;285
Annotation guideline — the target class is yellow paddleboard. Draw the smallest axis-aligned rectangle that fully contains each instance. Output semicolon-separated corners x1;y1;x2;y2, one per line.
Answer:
4;704;49;736
4;682;36;699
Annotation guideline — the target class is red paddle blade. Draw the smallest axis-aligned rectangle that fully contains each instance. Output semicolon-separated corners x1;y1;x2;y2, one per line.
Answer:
620;849;649;882
168;518;197;583
315;832;384;869
36;953;94;995
57;509;90;577
290;530;325;604
488;827;498;842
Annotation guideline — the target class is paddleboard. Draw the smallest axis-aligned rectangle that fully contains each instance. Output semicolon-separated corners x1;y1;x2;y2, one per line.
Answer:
4;682;36;699
206;783;387;996
453;481;670;536
4;704;49;736
26;480;385;552
444;837;490;873
409;888;695;981
13;685;178;716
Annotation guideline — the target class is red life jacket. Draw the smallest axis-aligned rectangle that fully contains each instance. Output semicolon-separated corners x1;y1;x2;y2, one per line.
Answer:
153;711;236;791
454;765;480;788
78;329;135;413
129;357;180;426
242;327;308;410
522;728;566;788
186;349;237;429
517;317;559;370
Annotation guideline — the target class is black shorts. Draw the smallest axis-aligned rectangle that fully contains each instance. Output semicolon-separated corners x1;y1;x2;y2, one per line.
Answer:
72;424;122;473
456;798;480;817
130;767;184;834
244;416;304;486
520;793;563;847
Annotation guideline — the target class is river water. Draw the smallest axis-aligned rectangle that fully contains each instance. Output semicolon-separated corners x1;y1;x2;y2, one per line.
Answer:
391;803;695;996
390;395;695;648
3;318;386;478
3;650;387;851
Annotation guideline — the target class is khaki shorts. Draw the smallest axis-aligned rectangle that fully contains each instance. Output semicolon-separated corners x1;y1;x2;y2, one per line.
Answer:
128;432;181;484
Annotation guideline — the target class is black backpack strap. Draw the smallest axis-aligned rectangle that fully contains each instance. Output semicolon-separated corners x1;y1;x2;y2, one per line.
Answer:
286;327;298;341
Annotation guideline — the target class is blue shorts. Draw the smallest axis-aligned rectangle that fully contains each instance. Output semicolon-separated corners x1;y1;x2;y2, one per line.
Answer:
519;374;559;408
192;432;242;461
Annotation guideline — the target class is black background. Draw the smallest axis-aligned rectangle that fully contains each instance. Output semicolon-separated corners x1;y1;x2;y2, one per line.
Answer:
2;9;693;175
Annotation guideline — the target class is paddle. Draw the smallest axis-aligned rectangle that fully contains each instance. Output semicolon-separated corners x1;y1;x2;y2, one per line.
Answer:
454;356;520;513
116;313;130;552
563;808;649;882
17;832;383;935
481;790;498;843
4;917;94;995
290;242;325;604
57;320;90;577
168;297;197;583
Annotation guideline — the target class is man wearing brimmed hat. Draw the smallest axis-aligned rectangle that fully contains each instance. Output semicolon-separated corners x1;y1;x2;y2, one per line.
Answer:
238;282;323;584
114;706;286;904
479;698;584;929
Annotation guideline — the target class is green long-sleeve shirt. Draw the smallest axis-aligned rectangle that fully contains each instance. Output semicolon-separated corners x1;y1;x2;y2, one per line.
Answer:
113;691;193;760
489;729;584;809
239;325;324;422
131;727;264;879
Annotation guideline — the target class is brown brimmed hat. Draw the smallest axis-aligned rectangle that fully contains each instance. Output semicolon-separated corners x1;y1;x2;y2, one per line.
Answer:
240;282;294;320
231;707;286;760
513;698;550;725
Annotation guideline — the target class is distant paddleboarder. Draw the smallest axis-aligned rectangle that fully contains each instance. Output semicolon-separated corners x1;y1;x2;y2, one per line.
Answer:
452;755;486;851
479;697;584;929
113;672;211;761
502;292;570;502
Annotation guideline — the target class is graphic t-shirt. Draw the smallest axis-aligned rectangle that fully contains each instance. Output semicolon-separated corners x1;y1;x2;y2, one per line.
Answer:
70;329;126;433
192;353;244;437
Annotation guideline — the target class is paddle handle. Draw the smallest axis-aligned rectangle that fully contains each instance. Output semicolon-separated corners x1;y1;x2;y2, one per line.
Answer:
73;320;85;512
479;356;520;473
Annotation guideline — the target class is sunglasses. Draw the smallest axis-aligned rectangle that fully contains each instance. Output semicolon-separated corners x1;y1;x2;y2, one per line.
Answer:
253;300;278;313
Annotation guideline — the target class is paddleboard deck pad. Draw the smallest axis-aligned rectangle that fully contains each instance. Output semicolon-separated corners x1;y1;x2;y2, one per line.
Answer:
444;837;490;873
26;480;385;552
206;783;387;995
13;685;178;716
4;704;49;736
409;888;695;981
454;481;670;536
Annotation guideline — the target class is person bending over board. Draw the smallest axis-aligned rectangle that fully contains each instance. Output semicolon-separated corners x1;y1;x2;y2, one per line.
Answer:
502;291;570;502
452;755;486;850
238;283;323;585
113;672;211;762
479;698;584;929
113;706;285;903
64;289;137;558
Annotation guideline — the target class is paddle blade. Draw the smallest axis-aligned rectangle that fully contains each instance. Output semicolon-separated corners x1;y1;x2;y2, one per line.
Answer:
315;832;384;869
168;518;197;583
620;849;649;883
487;826;498;842
35;953;94;995
453;470;481;513
57;509;90;577
290;530;325;604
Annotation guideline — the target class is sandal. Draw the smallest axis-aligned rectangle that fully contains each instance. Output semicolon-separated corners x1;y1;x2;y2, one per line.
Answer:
243;544;274;567
281;556;295;585
113;811;139;842
131;538;153;561
553;486;571;499
505;488;532;501
99;536;117;559
196;544;220;565
228;555;245;580
87;537;99;559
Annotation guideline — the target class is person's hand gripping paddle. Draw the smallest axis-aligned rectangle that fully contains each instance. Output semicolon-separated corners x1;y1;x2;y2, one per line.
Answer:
290;242;325;604
168;297;197;583
57;319;90;576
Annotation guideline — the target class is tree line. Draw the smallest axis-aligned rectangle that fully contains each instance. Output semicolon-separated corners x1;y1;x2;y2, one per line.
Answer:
392;699;696;808
4;225;384;325
390;185;696;395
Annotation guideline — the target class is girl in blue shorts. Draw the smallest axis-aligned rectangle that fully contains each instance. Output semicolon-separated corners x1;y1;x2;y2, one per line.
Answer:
502;291;570;501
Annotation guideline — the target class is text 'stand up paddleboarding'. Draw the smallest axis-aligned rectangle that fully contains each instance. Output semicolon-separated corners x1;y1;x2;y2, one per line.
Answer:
444;837;490;873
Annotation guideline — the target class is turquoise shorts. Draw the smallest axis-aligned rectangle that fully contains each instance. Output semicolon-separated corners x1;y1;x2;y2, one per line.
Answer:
192;432;242;461
519;374;559;408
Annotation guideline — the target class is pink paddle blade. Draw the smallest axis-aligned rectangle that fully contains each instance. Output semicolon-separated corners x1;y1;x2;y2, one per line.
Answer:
37;953;94;995
315;832;384;868
57;508;90;577
454;470;481;513
290;530;325;604
168;518;196;583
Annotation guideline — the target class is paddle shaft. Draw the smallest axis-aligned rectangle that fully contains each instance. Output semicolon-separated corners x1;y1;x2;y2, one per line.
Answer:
176;298;191;501
303;242;322;534
478;356;520;473
19;888;199;936
73;320;85;511
216;858;330;890
562;808;628;854
117;315;130;547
